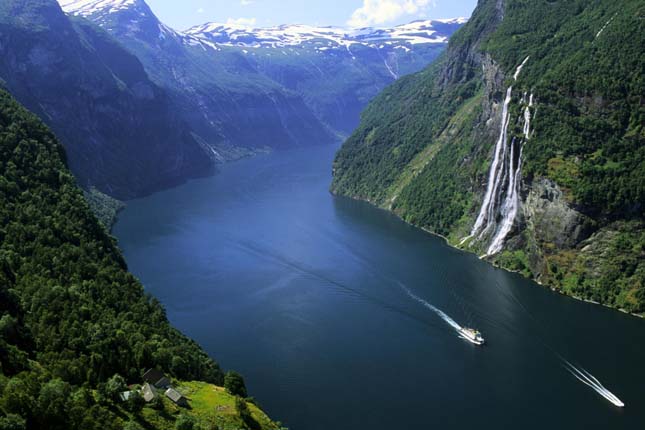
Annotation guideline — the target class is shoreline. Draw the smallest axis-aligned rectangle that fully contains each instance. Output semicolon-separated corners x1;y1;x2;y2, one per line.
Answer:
331;190;645;320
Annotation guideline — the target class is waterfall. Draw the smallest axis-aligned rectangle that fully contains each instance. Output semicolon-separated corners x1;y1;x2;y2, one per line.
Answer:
595;13;617;39
463;86;513;242
462;58;533;255
486;143;523;256
485;97;532;256
486;97;532;255
523;103;532;138
513;56;530;81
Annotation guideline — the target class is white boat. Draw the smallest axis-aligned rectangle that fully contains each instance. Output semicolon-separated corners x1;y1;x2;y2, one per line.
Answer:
459;327;485;345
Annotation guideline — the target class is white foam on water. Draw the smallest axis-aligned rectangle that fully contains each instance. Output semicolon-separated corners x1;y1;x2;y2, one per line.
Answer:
400;284;462;333
563;361;624;407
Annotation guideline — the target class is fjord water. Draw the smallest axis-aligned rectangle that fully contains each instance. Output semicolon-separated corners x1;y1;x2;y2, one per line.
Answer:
114;144;645;429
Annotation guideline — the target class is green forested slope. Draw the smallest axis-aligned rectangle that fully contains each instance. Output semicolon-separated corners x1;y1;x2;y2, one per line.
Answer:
482;0;644;218
0;89;274;429
332;0;644;312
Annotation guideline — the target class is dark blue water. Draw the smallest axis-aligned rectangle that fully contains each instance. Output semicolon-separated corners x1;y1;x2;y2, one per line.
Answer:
114;144;645;429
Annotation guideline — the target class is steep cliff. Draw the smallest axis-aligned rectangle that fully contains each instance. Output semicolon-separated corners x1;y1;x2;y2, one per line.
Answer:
332;0;644;313
57;0;339;151
0;0;213;199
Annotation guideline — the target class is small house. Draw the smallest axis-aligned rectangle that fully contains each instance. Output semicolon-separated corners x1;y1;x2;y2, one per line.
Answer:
119;391;135;402
143;368;171;389
164;387;188;407
142;383;157;403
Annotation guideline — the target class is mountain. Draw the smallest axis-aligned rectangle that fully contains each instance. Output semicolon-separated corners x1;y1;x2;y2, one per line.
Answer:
0;88;279;429
332;0;644;313
57;0;340;150
0;0;462;201
184;19;465;50
0;0;213;199
185;19;465;134
58;0;465;137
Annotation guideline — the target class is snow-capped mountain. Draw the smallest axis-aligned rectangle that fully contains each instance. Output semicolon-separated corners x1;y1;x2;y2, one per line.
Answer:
56;0;466;138
185;18;467;51
0;0;214;199
58;0;137;15
59;0;465;53
58;0;213;49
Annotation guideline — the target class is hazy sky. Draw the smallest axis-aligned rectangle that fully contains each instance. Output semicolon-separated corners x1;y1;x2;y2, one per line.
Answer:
145;0;478;31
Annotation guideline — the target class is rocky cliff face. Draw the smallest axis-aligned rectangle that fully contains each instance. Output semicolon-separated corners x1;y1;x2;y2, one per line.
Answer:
523;179;593;249
0;0;212;199
332;0;644;313
59;0;337;153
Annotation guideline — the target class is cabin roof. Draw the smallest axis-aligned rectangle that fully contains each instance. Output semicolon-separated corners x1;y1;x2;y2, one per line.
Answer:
165;387;186;404
142;383;156;402
143;368;165;384
119;391;134;401
143;369;171;388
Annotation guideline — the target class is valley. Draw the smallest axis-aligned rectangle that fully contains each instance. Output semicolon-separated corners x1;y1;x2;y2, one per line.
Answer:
0;0;642;429
114;143;645;430
0;0;463;201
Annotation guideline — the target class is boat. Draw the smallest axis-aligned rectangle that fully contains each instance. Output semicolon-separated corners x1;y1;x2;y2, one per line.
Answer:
459;327;485;345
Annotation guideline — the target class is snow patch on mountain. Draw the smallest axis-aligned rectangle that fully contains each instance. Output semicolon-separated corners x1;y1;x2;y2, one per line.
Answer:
185;18;467;50
59;0;138;15
58;0;465;53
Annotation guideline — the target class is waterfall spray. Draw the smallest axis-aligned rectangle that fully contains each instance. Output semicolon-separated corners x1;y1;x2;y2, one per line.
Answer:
462;58;533;255
486;144;523;256
462;87;513;243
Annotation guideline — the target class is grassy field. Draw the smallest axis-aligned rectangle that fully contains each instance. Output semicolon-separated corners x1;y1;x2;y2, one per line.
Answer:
132;381;283;430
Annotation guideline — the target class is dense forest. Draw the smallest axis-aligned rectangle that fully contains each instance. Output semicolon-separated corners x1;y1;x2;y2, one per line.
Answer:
332;0;644;312
0;89;274;429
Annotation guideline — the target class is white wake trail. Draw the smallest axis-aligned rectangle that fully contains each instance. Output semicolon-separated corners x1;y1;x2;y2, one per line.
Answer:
563;361;624;407
400;284;462;333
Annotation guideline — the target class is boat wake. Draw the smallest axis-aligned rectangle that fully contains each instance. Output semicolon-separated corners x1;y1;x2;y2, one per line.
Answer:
563;361;624;408
482;267;625;407
229;239;447;332
400;284;462;334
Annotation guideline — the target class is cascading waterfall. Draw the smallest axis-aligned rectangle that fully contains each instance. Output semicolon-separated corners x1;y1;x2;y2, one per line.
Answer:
486;95;533;256
462;57;534;256
460;86;513;245
486;142;523;255
523;103;532;138
513;56;530;80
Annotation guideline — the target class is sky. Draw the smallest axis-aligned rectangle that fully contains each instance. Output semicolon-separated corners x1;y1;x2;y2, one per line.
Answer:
145;0;478;31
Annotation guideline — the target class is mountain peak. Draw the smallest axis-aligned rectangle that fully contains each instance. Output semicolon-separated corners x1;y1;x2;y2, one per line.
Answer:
185;19;466;50
57;0;179;45
58;0;141;15
57;0;156;26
